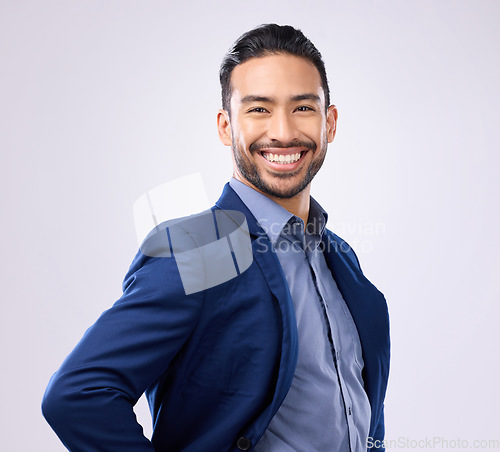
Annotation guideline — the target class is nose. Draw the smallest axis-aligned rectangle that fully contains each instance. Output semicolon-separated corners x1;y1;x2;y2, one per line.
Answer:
267;110;299;143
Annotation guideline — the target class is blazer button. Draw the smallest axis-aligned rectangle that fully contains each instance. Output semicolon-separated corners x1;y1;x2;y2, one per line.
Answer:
236;436;252;450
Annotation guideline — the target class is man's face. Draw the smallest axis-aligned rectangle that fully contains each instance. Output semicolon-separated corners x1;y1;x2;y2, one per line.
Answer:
218;53;337;199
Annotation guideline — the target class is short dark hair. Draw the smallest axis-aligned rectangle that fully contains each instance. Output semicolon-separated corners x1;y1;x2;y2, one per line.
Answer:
220;24;330;114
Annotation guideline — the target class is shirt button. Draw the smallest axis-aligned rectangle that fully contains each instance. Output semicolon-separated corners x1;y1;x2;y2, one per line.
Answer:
237;436;252;450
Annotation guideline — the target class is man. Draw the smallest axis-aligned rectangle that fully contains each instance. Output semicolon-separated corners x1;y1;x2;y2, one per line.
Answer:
42;24;390;451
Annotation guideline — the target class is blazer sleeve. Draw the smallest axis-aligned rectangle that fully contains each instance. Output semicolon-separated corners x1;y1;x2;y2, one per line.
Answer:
42;248;204;451
368;405;385;451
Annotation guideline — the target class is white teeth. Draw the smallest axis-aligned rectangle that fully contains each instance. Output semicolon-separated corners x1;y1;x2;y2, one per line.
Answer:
263;152;302;164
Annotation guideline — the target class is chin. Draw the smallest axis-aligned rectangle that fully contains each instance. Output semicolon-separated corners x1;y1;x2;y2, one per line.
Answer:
258;178;309;199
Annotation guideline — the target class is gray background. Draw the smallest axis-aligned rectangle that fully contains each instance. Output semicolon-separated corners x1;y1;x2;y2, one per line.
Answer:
2;1;499;450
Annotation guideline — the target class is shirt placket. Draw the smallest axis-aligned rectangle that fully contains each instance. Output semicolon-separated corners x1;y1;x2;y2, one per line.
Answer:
306;235;357;452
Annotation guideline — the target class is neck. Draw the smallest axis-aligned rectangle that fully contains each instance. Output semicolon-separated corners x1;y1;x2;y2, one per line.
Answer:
272;192;311;226
233;174;311;226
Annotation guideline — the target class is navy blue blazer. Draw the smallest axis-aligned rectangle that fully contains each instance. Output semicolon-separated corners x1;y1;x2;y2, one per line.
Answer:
42;183;390;451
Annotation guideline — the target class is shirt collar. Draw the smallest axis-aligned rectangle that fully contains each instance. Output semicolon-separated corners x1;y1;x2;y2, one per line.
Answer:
307;197;328;237
229;178;328;245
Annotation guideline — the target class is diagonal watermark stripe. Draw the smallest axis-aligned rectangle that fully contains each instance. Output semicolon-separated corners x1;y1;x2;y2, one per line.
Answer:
139;209;253;295
133;175;253;295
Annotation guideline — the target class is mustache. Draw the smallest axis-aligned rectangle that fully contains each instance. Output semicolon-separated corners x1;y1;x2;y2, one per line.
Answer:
249;140;317;153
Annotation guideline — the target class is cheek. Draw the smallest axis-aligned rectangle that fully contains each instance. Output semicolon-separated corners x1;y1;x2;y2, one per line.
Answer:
299;114;326;134
234;119;265;150
302;122;325;144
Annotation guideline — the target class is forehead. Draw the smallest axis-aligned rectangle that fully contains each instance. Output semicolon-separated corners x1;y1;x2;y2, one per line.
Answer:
230;54;324;103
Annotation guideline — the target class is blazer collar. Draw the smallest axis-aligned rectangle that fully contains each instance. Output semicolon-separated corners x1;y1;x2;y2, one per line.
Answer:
215;182;267;238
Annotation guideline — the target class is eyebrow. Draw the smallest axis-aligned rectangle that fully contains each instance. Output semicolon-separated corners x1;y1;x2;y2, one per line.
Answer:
240;93;322;104
240;95;274;104
291;93;321;103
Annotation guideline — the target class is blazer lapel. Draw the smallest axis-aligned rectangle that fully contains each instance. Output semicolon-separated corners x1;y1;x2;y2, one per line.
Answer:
322;231;390;435
215;183;299;418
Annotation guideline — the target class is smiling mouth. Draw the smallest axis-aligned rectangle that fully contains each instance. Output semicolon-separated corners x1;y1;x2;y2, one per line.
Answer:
261;151;306;164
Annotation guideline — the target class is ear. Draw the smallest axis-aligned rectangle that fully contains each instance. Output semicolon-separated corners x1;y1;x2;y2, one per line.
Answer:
326;105;338;143
217;109;232;146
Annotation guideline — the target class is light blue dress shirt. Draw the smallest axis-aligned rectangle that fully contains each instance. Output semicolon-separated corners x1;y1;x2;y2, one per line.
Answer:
230;178;371;452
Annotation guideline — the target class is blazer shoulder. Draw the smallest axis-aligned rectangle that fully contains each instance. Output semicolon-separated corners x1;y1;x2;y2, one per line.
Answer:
140;206;250;256
138;208;212;258
136;205;253;296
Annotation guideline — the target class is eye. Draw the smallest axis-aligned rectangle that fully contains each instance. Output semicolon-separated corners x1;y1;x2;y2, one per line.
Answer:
295;106;315;112
248;107;268;113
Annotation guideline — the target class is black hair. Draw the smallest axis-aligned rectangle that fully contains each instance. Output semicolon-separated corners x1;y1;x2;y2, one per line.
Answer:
220;24;330;114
